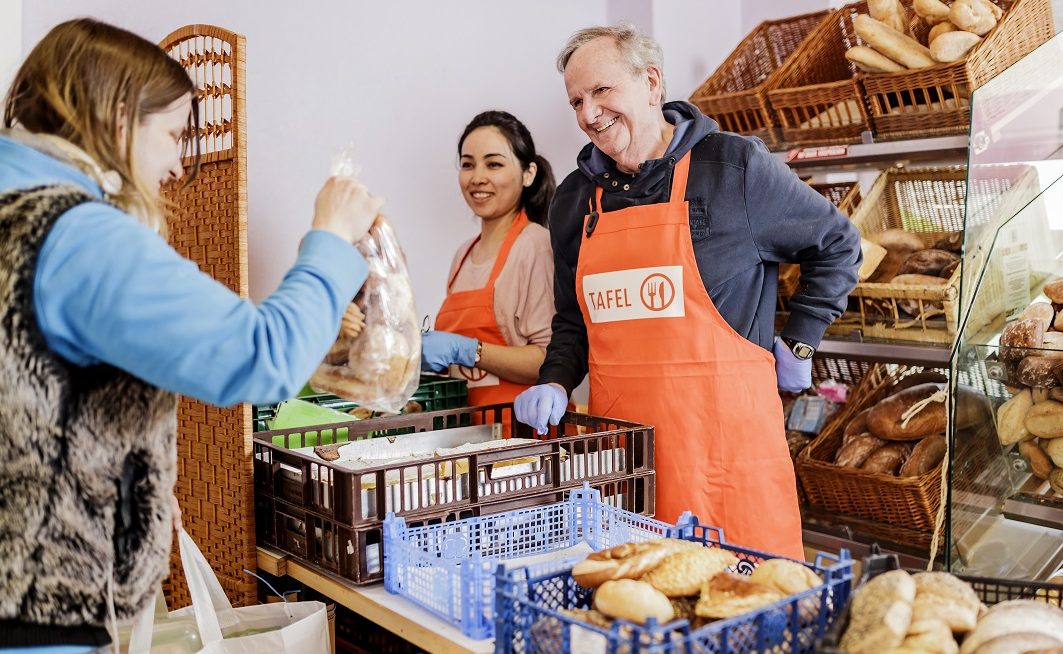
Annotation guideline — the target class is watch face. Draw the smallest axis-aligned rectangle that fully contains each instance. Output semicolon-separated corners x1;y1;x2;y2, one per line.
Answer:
793;343;815;360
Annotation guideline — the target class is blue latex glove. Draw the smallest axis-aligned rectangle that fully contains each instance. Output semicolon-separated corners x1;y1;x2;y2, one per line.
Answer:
514;383;569;435
773;337;812;393
420;330;478;372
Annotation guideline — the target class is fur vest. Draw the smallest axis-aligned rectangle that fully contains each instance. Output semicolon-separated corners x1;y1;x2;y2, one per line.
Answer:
0;184;177;640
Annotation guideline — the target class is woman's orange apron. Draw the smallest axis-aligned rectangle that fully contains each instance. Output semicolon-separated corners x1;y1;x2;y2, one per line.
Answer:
435;212;531;407
574;153;803;558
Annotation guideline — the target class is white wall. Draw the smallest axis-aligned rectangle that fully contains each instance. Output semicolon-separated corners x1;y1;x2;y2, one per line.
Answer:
17;1;740;319
0;0;20;93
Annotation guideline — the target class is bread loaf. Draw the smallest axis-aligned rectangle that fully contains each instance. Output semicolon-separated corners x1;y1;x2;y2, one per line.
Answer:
899;249;961;276
1025;400;1063;439
1000;319;1046;363
914;0;953;25
969;633;1063;654
912;571;981;633
846;46;906;73
900;434;947;477
931;232;963;253
594;579;675;625
870;0;911;35
1016;356;1063;388
1020;302;1056;332
861;442;913;474
931;30;983;62
900;619;958;653
840;569;916;653
894;371;949;393
1044;279;1063;304
959;600;1063;654
836;433;887;467
1040;437;1063;470
748;559;822;596
949;0;999;36
928;21;958;43
867;383;947;441
874;228;928;255
996;389;1034;445
854;15;936;69
1020;440;1054;479
844;408;872;443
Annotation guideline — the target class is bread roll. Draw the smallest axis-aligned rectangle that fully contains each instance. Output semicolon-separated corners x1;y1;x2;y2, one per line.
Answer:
929;21;958;43
1019;440;1054;479
594;579;675;625
1026;400;1063;439
911;572;980;634
1000;319;1046;363
959;600;1063;654
1020;302;1056;332
847;46;906;73
854;15;936;69
901;619;958;653
900;435;947;477
1016;356;1063;388
840;569;916;654
572;538;698;588
899;249;961;277
996;389;1034;446
931;30;983;62
874;228;928;255
1044;279;1063;304
748;559;822;596
836;433;887;467
694;572;785;620
861;442;913;474
870;0;911;35
914;0;953;25
1051;468;1063;495
949;0;999;36
970;632;1063;654
867;383;947;441
640;547;738;597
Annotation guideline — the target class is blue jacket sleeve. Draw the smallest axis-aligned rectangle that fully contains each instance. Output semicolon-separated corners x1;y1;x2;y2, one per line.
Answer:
34;203;367;406
743;145;862;347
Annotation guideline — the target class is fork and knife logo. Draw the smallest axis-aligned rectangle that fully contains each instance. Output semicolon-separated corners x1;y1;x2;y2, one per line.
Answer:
639;273;676;311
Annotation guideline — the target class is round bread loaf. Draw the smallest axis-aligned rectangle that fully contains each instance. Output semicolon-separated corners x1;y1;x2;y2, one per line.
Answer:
1043;279;1063;304
594;579;675;625
861;443;913;475
867;383;947;441
835;433;886;468
749;558;822;595
900;435;947;477
1016;356;1063;388
1020;302;1056;332
1025;400;1063;439
1000;319;1046;364
959;599;1063;653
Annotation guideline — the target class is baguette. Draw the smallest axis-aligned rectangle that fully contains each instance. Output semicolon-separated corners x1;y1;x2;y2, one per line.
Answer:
914;0;952;25
846;46;906;73
855;15;936;69
930;30;982;62
869;0;911;35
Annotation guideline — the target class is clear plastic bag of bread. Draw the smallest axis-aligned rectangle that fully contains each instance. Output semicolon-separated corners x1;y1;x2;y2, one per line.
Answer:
308;149;421;413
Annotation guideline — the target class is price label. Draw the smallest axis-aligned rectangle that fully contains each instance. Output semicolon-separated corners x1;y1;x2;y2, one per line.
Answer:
786;145;849;162
1000;241;1030;319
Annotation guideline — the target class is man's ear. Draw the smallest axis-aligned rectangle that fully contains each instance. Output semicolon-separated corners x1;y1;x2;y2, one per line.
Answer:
646;66;665;106
523;161;538;188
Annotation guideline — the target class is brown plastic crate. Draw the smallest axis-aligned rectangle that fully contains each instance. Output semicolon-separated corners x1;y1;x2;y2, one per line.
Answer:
254;404;652;527
767;1;891;146
257;473;655;585
865;0;1053;140
778;181;863;304
797;363;947;532
689;9;830;146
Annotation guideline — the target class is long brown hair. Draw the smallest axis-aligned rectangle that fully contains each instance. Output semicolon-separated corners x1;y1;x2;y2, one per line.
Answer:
3;18;200;234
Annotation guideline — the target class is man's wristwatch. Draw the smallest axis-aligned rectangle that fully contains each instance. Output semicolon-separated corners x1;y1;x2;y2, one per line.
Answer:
781;337;815;360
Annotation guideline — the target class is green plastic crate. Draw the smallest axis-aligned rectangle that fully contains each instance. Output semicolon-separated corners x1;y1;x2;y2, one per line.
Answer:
253;374;467;434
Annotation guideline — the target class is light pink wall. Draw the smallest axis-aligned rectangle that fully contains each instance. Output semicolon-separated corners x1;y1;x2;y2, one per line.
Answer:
17;0;747;319
741;0;834;34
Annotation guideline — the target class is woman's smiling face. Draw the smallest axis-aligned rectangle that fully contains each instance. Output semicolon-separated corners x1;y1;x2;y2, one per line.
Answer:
459;125;530;222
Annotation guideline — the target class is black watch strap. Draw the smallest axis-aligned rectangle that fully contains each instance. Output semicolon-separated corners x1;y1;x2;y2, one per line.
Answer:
782;337;815;360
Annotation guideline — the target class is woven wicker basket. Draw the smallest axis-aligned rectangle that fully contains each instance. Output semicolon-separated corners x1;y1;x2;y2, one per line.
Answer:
767;1;889;146
797;363;945;532
778;181;863;305
864;0;1054;140
160;24;254;609
689;9;830;147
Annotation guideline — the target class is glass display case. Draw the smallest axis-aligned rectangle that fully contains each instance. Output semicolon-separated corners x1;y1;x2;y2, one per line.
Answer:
948;30;1063;579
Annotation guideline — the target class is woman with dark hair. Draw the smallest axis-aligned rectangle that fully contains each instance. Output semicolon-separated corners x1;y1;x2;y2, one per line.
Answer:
420;110;557;405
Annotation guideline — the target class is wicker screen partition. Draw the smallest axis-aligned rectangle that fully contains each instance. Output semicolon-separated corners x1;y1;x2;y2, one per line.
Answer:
159;24;254;608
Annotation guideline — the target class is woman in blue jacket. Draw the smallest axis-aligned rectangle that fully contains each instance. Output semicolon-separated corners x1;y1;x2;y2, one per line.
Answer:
0;19;381;652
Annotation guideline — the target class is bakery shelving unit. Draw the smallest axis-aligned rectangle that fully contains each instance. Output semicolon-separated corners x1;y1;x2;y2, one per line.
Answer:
784;31;1063;578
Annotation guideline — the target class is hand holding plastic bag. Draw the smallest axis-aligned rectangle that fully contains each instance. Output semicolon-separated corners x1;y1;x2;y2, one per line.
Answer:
308;149;421;413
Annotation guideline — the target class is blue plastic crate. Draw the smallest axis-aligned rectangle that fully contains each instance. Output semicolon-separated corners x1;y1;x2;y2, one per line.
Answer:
383;484;681;640
494;523;854;654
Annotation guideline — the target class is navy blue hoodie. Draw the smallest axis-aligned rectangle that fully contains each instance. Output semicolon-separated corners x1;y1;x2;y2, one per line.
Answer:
538;101;862;393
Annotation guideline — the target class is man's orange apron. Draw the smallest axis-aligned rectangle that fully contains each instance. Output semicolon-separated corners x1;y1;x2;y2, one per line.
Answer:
435;212;531;406
575;153;804;558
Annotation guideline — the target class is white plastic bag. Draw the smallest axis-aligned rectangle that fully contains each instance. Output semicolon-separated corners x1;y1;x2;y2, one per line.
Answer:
308;149;420;413
126;530;329;654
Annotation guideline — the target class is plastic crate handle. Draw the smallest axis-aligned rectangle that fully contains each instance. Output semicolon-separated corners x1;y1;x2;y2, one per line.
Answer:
382;512;408;593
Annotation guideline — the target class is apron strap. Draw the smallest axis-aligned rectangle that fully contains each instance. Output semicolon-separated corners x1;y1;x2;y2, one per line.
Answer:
446;211;530;291
586;152;692;238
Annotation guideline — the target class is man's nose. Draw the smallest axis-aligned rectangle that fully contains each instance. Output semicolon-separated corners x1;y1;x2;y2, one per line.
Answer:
580;100;600;127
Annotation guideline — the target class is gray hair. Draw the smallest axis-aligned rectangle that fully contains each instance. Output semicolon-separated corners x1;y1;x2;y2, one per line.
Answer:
556;23;667;101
